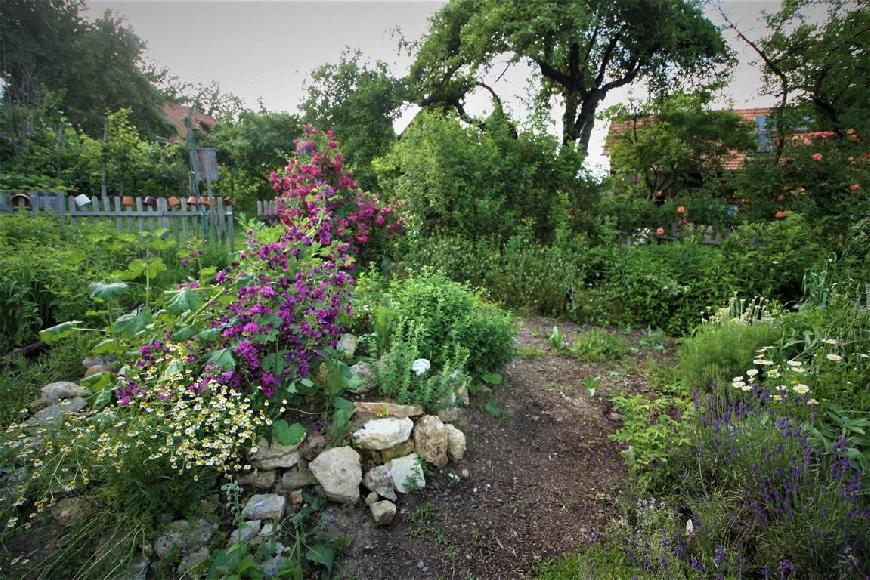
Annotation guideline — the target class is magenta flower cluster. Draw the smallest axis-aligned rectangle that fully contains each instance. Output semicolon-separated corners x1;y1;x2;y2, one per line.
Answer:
270;125;402;250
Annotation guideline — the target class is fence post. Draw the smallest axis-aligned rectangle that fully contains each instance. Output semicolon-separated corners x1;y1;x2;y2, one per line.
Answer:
157;197;169;231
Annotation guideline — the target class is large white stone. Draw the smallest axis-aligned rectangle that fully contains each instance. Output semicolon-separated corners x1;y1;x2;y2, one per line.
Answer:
363;465;397;501
241;494;286;520
445;424;467;462
414;415;449;468
35;382;90;409
309;446;362;504
251;437;301;470
352;417;413;450
387;453;426;494
370;500;396;526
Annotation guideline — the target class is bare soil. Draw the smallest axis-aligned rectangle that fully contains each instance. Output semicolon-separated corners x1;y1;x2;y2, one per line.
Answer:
327;317;668;579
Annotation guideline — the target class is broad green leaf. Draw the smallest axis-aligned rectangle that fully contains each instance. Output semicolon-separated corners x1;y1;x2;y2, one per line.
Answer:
262;352;287;376
272;420;306;446
89;281;129;300
172;324;199;341
81;371;112;392
94;387;114;409
198;328;221;342
160;359;185;381
113;310;151;337
306;543;334;571
207;348;236;372
39;320;83;345
92;338;125;355
164;287;202;314
145;257;168;278
329;397;355;437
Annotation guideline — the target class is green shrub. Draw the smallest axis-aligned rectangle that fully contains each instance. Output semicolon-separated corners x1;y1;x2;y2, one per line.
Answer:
678;319;779;392
360;268;515;378
569;328;631;362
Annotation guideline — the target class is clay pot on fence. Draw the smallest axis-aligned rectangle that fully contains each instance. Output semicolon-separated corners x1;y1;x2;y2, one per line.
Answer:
143;196;157;207
11;193;31;208
122;196;134;207
167;196;180;207
186;196;199;205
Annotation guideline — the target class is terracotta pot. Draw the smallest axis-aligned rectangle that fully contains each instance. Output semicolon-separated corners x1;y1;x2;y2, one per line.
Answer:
223;197;232;207
122;196;134;207
168;196;180;207
11;193;31;208
143;196;157;207
186;196;198;205
198;196;209;205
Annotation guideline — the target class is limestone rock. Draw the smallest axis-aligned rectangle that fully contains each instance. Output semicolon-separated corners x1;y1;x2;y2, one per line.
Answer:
251;437;301;470
84;364;111;378
363;465;398;502
242;494;286;520
365;491;379;506
348;362;375;394
370;500;396;526
278;464;314;491
387;453;425;494
229;520;261;544
127;556;150;580
288;489;303;508
51;497;92;527
82;355;115;369
258;523;274;538
309;447;362;504
26;397;87;426
179;547;209;573
338;333;358;358
376;440;415;464
353;401;424;419
414;415;449;469
437;407;461;423
34;382;90;409
153;520;192;559
300;434;327;461
445;424;467;462
237;470;276;489
352;417;413;450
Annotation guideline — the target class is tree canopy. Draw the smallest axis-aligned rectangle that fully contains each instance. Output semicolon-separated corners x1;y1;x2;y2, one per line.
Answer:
0;0;170;138
410;0;731;152
300;51;407;191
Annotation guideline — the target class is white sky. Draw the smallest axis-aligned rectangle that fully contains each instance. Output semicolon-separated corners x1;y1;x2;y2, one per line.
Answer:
87;0;781;174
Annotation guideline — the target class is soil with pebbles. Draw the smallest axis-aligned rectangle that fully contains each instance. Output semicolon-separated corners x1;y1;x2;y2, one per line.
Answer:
328;316;670;579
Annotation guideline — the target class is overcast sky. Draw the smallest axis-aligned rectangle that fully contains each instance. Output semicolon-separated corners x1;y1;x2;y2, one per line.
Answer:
87;0;781;173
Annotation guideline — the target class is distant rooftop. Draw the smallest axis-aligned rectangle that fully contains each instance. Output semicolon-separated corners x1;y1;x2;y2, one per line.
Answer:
162;103;217;141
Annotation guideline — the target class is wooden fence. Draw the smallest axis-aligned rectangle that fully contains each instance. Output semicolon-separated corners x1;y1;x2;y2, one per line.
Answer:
0;192;235;250
256;199;281;222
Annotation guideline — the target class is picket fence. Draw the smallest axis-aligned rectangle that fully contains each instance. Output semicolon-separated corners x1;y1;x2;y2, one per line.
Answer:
0;191;235;250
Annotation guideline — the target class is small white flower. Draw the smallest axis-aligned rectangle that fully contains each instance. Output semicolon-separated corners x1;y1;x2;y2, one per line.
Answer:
807;398;819;405
732;380;747;389
753;359;774;366
686;519;694;535
768;369;781;378
741;384;753;392
411;358;431;376
825;353;842;362
822;338;839;345
746;369;759;377
787;359;803;368
776;385;787;391
732;376;744;383
793;384;810;395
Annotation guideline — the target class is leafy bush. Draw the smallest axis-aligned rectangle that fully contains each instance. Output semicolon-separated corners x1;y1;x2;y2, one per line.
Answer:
569;328;631;362
359;268;515;379
678;319;779;392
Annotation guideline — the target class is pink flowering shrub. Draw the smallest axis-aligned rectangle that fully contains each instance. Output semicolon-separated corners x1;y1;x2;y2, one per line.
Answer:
270;124;402;260
117;127;401;406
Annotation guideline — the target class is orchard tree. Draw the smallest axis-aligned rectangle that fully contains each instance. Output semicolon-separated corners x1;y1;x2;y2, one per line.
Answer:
606;92;755;199
0;1;170;138
722;0;869;142
410;0;731;153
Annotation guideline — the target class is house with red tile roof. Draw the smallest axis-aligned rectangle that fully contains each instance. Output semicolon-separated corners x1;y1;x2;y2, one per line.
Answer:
162;103;216;142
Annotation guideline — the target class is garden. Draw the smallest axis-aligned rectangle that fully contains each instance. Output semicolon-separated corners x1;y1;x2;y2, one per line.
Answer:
1;0;868;578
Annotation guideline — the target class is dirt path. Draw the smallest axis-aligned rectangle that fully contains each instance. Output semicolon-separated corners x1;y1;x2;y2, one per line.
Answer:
327;317;662;579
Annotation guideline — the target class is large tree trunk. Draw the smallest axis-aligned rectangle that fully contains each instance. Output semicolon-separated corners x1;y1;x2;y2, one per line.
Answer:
563;89;604;155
